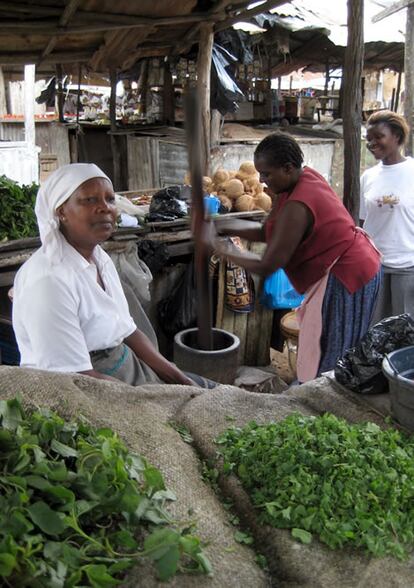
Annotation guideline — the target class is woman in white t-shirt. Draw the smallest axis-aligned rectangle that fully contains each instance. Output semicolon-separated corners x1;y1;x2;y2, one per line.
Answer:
12;164;212;387
360;110;414;322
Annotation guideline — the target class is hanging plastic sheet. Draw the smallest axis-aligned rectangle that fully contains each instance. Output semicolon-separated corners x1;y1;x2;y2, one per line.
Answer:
211;44;246;115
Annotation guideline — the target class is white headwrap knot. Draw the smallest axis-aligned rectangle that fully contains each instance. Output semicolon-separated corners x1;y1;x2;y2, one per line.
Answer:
35;163;112;262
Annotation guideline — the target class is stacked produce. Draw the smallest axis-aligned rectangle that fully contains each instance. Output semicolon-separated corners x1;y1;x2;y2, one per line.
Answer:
185;161;272;213
0;175;39;242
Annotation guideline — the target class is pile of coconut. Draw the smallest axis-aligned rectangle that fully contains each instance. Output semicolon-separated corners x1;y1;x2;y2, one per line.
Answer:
184;162;272;213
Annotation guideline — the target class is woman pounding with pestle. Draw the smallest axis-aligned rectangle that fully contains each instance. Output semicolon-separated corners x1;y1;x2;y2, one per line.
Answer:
207;133;382;382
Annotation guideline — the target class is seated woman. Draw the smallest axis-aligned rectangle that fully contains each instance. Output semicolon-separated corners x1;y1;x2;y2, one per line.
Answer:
210;132;382;382
13;163;207;387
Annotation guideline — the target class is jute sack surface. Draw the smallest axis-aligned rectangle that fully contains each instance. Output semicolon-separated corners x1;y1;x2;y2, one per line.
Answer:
177;377;414;588
0;366;268;588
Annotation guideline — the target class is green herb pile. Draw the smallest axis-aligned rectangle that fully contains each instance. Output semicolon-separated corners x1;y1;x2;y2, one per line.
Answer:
0;398;211;586
216;413;414;559
0;175;39;241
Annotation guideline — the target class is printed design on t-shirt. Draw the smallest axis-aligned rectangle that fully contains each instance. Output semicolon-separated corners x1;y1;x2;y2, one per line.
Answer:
375;194;400;209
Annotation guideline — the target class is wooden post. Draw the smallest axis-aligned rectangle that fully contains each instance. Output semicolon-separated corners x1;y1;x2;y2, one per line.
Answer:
76;62;82;125
0;66;7;116
395;69;402;112
163;59;174;125
404;3;414;155
210;109;222;149
55;63;65;123
342;0;364;221
197;22;214;175
24;64;35;147
109;68;121;190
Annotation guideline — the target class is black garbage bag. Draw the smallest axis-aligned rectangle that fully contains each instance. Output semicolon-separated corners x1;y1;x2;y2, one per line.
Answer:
211;44;245;115
335;314;414;394
158;259;197;337
136;240;170;275
147;185;189;223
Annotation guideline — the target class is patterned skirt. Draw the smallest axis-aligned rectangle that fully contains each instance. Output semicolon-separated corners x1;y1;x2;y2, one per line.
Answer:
318;269;382;375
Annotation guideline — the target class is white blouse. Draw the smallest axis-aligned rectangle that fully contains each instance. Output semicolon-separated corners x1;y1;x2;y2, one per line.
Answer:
12;238;136;373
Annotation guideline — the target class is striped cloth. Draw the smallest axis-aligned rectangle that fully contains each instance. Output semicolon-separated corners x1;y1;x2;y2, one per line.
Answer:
318;269;382;375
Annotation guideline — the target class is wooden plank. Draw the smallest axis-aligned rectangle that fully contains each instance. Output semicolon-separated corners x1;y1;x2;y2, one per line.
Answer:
342;0;364;222
127;136;160;190
0;237;40;253
233;311;247;364
0;251;34;268
244;242;266;366
215;260;226;328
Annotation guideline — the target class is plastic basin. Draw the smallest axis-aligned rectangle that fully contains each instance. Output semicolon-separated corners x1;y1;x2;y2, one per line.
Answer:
382;345;414;431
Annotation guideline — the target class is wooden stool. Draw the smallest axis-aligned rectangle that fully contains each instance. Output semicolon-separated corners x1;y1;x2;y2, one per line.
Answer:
280;310;299;376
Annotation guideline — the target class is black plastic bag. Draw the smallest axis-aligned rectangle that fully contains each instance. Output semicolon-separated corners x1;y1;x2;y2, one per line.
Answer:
211;44;245;115
335;314;414;394
136;240;170;275
158;259;197;337
147;185;189;223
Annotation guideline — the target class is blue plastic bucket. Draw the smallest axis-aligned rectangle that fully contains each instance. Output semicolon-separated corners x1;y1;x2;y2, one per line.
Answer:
382;345;414;431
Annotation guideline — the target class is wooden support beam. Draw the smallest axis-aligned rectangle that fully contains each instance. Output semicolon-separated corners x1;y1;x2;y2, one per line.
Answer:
0;11;226;35
55;63;65;124
372;0;414;23
109;68;122;191
163;60;174;125
24;64;35;147
404;3;414;155
395;69;402;111
342;0;364;222
197;22;214;176
0;66;6;116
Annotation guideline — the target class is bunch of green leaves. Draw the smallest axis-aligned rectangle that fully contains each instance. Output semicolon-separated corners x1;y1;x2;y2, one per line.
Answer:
216;413;414;559
0;175;39;241
0;398;211;587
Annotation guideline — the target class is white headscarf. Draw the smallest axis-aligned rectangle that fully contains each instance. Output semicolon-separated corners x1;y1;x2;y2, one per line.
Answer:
35;163;112;262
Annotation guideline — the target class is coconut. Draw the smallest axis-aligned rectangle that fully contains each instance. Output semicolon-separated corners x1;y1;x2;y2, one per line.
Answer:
202;176;213;193
243;177;261;195
254;192;272;212
236;161;259;182
213;168;230;185
234;193;255;212
223;178;245;200
218;195;232;212
239;161;257;176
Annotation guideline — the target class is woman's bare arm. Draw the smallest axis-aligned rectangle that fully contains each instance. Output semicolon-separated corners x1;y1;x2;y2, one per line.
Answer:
213;201;313;276
124;329;194;385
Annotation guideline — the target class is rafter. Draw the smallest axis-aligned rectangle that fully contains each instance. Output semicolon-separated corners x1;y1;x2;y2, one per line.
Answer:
41;0;83;59
0;51;92;65
372;0;414;23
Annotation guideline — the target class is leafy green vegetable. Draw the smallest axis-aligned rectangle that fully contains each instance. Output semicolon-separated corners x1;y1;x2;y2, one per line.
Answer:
0;398;211;586
0;175;39;241
216;413;414;559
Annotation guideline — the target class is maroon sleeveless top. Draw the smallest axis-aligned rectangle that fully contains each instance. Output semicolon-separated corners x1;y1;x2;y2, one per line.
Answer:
265;167;380;294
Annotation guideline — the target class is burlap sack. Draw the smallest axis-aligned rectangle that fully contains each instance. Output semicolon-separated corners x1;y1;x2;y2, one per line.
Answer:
177;377;414;588
0;366;268;588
